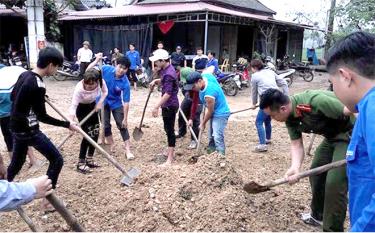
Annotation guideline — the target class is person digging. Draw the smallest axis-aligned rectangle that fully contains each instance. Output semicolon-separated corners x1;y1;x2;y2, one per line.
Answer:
149;49;179;166
184;71;230;166
175;67;203;149
7;47;80;212
86;53;135;160
259;88;354;231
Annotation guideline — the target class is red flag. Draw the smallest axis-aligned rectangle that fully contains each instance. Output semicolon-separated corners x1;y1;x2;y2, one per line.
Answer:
158;20;175;34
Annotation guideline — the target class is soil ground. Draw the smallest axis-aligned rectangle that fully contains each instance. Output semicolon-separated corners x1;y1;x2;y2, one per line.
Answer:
0;72;348;231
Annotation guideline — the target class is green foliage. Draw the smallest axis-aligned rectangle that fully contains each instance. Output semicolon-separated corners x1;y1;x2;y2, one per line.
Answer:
44;0;61;42
336;0;375;30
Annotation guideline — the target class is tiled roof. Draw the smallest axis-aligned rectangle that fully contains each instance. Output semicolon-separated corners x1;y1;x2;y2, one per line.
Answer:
136;0;275;15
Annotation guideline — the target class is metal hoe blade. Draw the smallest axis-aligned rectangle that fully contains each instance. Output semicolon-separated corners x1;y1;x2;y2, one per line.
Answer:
243;181;271;194
132;127;143;141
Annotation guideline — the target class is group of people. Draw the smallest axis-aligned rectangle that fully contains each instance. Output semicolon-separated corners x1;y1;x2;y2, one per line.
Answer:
1;31;375;232
251;31;375;231
77;41;141;91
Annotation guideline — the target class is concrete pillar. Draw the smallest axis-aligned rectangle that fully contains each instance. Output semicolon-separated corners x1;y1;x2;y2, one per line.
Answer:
204;12;209;54
27;0;45;68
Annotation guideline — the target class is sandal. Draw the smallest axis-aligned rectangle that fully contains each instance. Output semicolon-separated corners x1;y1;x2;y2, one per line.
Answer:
86;157;100;168
76;161;91;174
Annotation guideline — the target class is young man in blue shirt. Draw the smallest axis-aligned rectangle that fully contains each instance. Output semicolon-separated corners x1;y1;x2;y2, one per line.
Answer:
126;43;141;91
206;50;220;76
326;31;375;231
184;71;230;161
87;53;135;160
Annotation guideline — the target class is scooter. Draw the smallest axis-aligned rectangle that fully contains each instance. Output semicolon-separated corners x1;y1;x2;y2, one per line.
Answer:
275;69;296;87
279;55;314;82
265;57;295;87
216;72;239;96
232;63;250;89
54;59;80;81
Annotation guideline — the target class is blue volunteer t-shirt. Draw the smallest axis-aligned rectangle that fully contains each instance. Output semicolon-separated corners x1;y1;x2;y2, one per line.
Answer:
101;65;130;110
346;87;375;232
199;73;230;117
126;50;141;70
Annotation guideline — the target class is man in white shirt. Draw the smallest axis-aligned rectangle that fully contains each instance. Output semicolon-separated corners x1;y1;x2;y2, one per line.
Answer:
192;47;208;71
77;41;93;79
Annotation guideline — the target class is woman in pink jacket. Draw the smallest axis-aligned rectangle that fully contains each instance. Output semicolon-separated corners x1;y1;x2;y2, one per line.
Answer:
69;68;108;173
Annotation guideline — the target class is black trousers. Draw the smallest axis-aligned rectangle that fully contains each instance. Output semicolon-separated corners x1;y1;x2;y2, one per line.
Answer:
8;130;63;189
103;105;130;141
79;62;90;77
178;96;202;140
0;116;13;152
162;107;178;147
76;102;99;160
127;69;138;83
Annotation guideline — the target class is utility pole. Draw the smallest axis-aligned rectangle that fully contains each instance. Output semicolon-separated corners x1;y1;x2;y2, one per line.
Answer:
27;0;45;68
325;0;336;56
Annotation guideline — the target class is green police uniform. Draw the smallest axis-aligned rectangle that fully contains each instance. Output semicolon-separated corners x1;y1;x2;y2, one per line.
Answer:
286;90;354;232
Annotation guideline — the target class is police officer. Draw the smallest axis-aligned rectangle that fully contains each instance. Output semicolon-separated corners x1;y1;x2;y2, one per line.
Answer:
259;88;354;232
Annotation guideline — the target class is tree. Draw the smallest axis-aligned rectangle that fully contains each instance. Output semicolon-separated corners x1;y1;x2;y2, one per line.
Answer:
335;0;375;30
324;0;336;56
258;24;277;57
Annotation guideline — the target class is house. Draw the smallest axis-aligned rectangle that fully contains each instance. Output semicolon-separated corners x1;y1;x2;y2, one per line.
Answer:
59;0;312;64
0;5;26;56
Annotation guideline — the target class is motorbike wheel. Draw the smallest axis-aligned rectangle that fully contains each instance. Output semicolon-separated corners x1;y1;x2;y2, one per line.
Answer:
302;70;314;82
223;80;238;96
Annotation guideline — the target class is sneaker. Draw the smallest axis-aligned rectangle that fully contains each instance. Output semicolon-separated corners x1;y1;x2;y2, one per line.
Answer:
254;144;268;152
301;213;323;227
188;140;197;149
126;152;135;160
266;139;272;145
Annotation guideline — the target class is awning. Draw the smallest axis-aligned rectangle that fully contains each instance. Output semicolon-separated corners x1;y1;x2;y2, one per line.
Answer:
58;2;312;29
0;8;26;17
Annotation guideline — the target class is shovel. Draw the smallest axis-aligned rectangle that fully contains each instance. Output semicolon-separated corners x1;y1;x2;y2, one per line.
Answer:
46;193;85;232
230;105;259;115
133;89;152;141
306;134;317;156
28;109;97;176
188;107;206;163
178;108;198;143
16;207;42;232
243;159;346;194
46;98;140;186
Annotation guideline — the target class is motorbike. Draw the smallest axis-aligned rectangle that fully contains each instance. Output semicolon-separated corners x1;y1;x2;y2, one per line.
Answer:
275;69;296;87
216;72;239;96
231;63;250;89
3;51;28;69
278;55;314;82
265;57;295;87
136;66;152;88
53;59;80;81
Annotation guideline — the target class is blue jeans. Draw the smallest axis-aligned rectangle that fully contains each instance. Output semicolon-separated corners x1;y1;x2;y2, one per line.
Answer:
256;109;272;145
207;116;229;154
